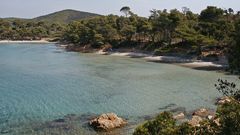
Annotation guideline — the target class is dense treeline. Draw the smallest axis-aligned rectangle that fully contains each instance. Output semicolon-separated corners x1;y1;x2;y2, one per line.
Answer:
0;19;64;40
63;6;237;51
62;6;240;73
229;20;240;73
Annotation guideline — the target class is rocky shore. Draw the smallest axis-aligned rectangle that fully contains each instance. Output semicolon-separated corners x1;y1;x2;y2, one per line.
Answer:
4;96;231;135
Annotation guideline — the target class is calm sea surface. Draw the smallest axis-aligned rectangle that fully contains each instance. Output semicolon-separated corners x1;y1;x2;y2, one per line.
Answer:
0;43;237;134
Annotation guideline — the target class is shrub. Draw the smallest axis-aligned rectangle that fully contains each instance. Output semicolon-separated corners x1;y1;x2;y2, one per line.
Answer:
133;112;176;135
215;79;240;101
216;100;240;135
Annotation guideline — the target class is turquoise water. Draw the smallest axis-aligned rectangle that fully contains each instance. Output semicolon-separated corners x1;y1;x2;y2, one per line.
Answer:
0;43;237;134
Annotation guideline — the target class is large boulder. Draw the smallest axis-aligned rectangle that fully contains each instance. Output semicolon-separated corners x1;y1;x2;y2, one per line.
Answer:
89;113;127;131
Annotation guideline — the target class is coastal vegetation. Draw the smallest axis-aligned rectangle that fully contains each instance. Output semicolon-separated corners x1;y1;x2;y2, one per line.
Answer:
133;78;240;135
1;6;239;72
0;9;99;40
1;6;240;135
61;6;240;73
56;6;239;133
0;19;65;40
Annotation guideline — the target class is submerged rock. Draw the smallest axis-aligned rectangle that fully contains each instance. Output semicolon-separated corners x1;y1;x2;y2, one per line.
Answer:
169;107;186;113
1;128;11;134
53;118;65;123
89;113;127;131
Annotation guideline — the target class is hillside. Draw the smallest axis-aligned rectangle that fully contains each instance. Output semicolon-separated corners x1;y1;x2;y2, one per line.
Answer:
32;9;100;23
2;17;30;22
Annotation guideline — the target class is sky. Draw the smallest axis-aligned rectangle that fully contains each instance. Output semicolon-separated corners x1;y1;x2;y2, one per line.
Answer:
0;0;239;18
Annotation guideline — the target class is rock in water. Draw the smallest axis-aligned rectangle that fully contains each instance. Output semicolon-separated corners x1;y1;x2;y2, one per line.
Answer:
89;113;127;131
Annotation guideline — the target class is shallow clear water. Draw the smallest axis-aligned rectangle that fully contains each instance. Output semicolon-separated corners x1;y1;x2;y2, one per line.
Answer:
0;43;237;134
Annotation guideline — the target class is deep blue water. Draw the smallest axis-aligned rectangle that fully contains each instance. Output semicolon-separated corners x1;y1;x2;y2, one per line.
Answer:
0;43;237;134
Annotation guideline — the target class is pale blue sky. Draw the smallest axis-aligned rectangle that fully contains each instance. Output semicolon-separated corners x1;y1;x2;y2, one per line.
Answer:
0;0;239;18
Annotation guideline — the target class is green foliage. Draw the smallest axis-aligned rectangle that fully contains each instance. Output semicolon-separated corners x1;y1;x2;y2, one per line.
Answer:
199;6;224;22
133;101;240;135
61;5;240;62
216;100;240;134
133;112;176;135
214;78;240;134
154;47;172;55
92;33;104;47
120;24;136;41
215;79;240;101
134;77;240;135
228;20;240;73
0;9;100;40
120;6;131;17
1;6;240;69
0;19;65;40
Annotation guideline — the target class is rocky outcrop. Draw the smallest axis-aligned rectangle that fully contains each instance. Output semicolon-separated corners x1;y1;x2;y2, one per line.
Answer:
188;116;203;127
216;96;232;105
173;112;185;120
187;108;217;126
192;108;215;119
89;113;127;131
213;118;221;126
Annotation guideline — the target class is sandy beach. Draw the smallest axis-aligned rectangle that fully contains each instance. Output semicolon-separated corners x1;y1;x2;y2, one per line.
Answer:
96;50;228;71
0;40;51;44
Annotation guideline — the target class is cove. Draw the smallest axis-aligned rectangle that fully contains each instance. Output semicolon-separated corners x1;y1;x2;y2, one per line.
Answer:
0;43;237;134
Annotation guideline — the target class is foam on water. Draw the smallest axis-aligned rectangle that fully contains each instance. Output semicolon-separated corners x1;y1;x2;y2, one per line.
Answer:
0;43;237;134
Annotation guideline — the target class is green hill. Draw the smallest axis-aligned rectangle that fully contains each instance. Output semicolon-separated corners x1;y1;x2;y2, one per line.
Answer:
1;9;100;24
32;9;100;23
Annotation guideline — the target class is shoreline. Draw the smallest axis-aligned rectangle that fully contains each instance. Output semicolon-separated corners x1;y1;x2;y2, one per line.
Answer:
2;42;228;71
96;50;228;71
0;40;54;44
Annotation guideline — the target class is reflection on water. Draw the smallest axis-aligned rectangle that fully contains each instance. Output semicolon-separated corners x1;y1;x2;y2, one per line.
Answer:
0;43;237;134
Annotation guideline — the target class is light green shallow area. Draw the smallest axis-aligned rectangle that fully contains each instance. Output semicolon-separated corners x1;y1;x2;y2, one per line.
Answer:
0;43;237;134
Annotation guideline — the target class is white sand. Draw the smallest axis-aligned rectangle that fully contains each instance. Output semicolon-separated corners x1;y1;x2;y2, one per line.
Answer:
96;50;109;55
0;40;51;43
144;56;194;63
109;52;150;57
97;51;227;69
180;62;225;68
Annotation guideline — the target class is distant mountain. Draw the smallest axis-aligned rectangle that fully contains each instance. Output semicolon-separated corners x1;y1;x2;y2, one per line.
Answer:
32;9;100;23
1;9;100;24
